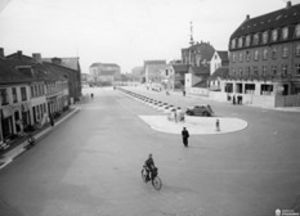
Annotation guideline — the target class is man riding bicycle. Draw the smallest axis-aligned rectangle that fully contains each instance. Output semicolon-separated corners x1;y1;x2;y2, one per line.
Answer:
144;154;156;181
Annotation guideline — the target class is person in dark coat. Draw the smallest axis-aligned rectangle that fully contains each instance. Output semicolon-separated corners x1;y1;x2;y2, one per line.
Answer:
181;127;190;147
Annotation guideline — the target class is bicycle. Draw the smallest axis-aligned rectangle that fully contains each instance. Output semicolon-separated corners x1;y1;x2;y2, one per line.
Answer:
141;166;162;190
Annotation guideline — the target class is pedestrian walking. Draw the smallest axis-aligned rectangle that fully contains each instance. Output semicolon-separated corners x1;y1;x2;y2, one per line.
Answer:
181;127;190;147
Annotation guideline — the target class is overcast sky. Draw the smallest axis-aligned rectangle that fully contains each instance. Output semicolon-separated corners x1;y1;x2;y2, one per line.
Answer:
1;0;300;73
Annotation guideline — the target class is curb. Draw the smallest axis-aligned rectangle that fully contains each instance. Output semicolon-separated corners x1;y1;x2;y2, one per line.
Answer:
0;107;80;171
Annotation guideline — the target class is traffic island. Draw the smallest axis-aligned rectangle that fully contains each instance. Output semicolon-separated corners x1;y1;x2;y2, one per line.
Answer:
139;115;248;135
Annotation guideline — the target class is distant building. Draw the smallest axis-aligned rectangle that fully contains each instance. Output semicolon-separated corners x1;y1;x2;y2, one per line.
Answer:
224;1;300;107
43;56;82;102
144;60;167;85
208;51;229;91
89;63;121;85
181;41;215;67
131;66;144;82
210;51;229;75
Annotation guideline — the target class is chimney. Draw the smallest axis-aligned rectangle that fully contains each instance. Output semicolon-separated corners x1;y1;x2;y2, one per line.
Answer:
0;48;4;58
32;53;42;63
246;14;250;20
17;50;23;59
286;1;292;9
51;57;62;65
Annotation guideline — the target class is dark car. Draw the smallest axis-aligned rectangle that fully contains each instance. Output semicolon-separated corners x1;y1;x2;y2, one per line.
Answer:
186;104;214;117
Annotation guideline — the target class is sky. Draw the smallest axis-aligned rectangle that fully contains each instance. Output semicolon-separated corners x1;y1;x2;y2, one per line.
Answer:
1;0;300;73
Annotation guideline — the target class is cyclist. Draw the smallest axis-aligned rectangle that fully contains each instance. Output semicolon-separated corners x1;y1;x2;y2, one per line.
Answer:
144;153;156;181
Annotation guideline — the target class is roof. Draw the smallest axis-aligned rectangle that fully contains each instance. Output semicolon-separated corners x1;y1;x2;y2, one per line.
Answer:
230;3;300;39
216;51;229;62
43;57;81;71
208;67;229;81
90;62;120;68
172;64;189;73
144;60;166;66
193;79;208;88
182;42;215;61
189;65;210;75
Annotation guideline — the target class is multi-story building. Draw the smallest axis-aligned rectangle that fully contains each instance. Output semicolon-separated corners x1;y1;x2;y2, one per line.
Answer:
224;1;300;107
89;63;121;85
209;51;229;91
43;56;82;102
0;48;70;144
181;41;215;67
144;60;167;85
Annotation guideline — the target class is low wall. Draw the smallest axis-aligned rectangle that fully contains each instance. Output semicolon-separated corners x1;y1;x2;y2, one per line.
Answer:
275;95;300;107
209;91;227;102
187;87;209;96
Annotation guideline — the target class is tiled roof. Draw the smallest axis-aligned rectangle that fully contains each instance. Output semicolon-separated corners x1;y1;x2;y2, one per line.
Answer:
43;57;81;71
90;62;120;68
182;42;215;61
216;51;229;62
231;3;300;39
208;67;229;80
0;58;32;84
172;64;189;73
144;60;166;65
193;79;208;88
189;65;210;75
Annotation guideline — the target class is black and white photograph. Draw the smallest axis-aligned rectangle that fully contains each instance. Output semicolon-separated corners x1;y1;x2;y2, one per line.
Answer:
1;0;300;215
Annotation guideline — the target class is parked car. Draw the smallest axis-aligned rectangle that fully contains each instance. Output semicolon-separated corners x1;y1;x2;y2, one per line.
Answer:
185;104;214;117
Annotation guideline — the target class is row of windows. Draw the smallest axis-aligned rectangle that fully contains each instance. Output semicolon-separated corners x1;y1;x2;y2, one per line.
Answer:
1;87;27;105
231;44;300;62
231;23;300;49
31;83;45;98
231;64;300;78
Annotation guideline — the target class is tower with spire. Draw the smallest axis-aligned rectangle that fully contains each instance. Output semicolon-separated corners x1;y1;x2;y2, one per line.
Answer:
189;21;194;46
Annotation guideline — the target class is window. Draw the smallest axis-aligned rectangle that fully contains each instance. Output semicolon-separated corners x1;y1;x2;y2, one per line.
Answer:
262;66;267;77
253;66;259;77
263;49;268;60
282;64;288;77
232;53;236;62
231;39;236;49
0;89;9;105
245;35;251;47
296;44;300;56
34;85;38;97
262;31;269;44
295;24;300;38
246;66;251;77
253;33;260;45
272;29;278;42
239;52;243;62
12;87;17;103
282;46;289;58
238;37;243;48
254;50;259;61
282;27;289;40
272;48;277;59
246;51;251;61
272;66;277;76
296;64;300;75
21;87;27;101
238;68;243;77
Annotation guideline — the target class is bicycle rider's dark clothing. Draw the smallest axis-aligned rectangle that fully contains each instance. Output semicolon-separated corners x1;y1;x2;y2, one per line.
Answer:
144;158;155;180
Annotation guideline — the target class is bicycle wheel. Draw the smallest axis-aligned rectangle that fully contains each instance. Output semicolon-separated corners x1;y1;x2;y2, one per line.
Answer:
152;176;162;190
141;169;147;182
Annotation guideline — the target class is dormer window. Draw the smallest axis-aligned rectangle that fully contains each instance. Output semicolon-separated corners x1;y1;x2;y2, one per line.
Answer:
295;24;300;38
272;29;278;42
253;33;259;46
282;27;289;40
245;35;251;47
238;37;243;48
231;39;236;49
262;31;269;44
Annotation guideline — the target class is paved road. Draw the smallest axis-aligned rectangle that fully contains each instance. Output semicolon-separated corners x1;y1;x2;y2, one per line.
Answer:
0;87;300;216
